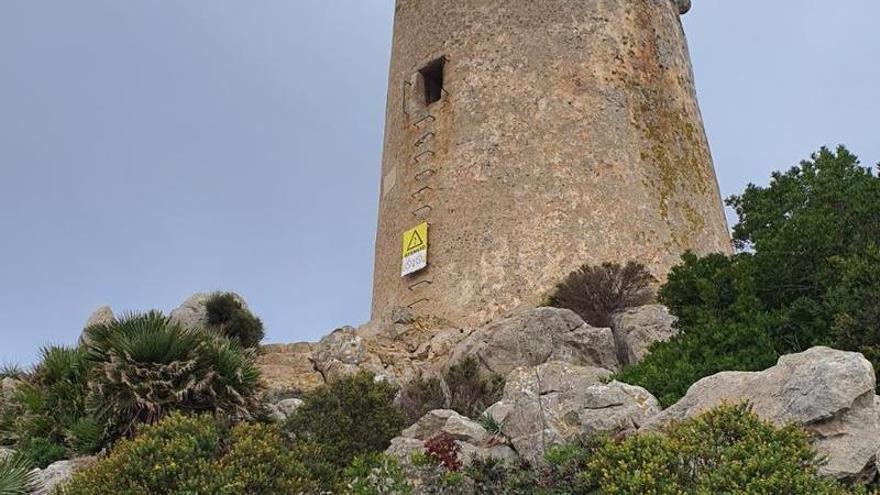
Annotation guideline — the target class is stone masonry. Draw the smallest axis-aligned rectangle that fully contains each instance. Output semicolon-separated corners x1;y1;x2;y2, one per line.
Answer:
372;0;731;327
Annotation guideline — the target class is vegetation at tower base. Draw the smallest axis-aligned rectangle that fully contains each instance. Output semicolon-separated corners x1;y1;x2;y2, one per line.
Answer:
0;455;37;495
408;405;850;495
617;146;880;406
284;371;406;489
83;311;262;438
205;292;265;348
55;413;317;495
0;308;263;475
547;261;657;328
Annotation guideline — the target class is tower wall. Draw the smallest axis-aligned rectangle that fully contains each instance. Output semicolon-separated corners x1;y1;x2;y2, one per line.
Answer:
372;0;730;326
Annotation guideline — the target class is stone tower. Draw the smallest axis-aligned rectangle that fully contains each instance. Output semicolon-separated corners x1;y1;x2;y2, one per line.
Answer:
372;0;730;326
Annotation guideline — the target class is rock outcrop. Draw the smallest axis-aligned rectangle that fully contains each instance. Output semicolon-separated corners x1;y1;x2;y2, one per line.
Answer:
84;305;114;328
386;409;516;467
257;343;324;396
169;292;249;331
258;311;469;395
488;361;660;464
610;305;678;365
267;398;304;422
644;347;880;482
448;308;619;377
32;456;96;495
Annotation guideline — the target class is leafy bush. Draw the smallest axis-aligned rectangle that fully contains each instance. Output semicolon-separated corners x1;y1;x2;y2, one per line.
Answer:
399;359;504;424
615;253;780;407
16;436;67;469
445;357;504;420
342;452;412;495
83;311;262;438
430;405;849;495
398;376;445;426
548;261;656;327
285;371;405;488
425;432;462;472
583;404;846;494
0;346;96;465
0;455;37;495
205;293;265;348
56;412;316;495
621;146;880;405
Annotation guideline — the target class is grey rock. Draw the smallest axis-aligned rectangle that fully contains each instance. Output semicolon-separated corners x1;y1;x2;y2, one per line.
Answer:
169;292;249;330
84;306;114;328
610;305;678;365
268;398;304;422
387;409;516;466
32;456;96;495
498;361;659;464
448;307;619;378
644;347;880;482
1;377;20;400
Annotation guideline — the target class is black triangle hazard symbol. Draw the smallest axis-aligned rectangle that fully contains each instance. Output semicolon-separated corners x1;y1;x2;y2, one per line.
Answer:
406;230;425;252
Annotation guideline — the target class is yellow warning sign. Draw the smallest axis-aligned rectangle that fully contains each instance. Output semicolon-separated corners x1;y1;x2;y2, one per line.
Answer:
402;223;428;276
402;223;428;257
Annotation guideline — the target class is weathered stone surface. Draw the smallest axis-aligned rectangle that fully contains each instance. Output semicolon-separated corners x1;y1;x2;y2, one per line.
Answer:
267;398;304;422
387;409;516;466
169;292;248;330
84;305;114;328
610;305;678;365
258;312;469;393
494;361;659;464
644;347;880;482
32;456;96;495
1;377;20;401
449;308;619;377
371;0;731;328
256;343;324;395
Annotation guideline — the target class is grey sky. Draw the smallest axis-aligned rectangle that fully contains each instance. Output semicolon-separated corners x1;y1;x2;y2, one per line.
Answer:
1;1;877;365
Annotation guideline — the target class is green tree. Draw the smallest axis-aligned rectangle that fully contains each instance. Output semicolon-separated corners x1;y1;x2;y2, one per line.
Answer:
620;146;880;405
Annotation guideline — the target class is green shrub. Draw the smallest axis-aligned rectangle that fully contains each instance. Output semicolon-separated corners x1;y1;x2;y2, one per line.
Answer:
548;261;656;327
621;146;880;405
583;404;846;494
83;311;262;438
398;376;446;426
341;452;412;495
285;371;405;488
0;346;96;464
0;455;37;495
56;412;316;495
205;293;265;348
16;436;67;469
445;357;504;419
434;405;849;495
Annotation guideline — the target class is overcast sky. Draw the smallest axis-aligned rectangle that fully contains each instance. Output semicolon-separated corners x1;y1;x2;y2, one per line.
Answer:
1;1;878;365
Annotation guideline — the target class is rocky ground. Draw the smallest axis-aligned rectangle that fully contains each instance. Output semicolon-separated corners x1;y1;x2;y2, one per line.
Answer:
56;293;880;490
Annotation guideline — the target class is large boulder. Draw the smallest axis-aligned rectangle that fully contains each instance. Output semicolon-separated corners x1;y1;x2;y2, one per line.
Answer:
489;361;660;464
267;398;304;422
32;456;96;495
610;305;678;365
448;308;619;378
386;409;516;467
169;292;249;331
643;347;880;482
84;305;114;328
257;343;324;395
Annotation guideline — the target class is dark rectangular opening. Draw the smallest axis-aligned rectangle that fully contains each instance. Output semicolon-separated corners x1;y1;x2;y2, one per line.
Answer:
420;58;445;106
